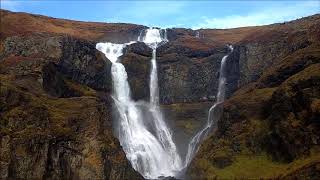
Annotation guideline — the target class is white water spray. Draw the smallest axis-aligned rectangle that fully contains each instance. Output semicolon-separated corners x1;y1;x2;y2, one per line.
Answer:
96;28;182;179
142;28;183;173
196;31;200;38
184;45;234;167
96;27;233;177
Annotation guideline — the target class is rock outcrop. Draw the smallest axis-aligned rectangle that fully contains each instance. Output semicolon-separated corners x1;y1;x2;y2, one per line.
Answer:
1;9;320;179
0;10;143;179
188;17;320;178
0;79;143;179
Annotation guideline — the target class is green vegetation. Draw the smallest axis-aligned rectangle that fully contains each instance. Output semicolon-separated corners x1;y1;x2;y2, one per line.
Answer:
176;119;199;134
64;78;96;97
194;150;320;179
0;77;99;140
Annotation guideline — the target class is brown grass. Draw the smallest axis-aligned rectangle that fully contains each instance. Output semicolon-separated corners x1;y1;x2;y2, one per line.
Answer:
1;9;142;41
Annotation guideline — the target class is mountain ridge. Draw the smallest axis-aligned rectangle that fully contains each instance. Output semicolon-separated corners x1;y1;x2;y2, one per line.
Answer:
1;9;319;179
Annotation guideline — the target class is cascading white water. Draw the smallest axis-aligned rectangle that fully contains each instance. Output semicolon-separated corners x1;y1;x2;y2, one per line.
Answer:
196;31;200;38
184;45;234;167
96;27;234;177
142;28;183;173
96;29;182;179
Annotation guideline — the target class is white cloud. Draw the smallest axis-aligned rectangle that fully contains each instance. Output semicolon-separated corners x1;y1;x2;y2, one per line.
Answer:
1;0;22;11
193;1;320;29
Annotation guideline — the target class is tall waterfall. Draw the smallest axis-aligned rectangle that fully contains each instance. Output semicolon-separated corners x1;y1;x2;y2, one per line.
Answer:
96;28;182;179
142;28;183;175
184;45;234;167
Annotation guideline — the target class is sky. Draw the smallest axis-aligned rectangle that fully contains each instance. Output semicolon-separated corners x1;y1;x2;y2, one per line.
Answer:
1;0;320;29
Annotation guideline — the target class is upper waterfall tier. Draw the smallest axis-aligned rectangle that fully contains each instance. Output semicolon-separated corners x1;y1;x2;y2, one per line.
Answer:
140;28;168;49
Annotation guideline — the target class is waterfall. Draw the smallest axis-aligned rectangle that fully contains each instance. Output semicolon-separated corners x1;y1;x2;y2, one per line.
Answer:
96;28;233;177
184;45;234;167
142;28;183;174
196;31;200;38
96;28;182;179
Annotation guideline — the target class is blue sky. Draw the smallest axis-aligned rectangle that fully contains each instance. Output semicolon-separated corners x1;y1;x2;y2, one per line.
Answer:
1;0;319;29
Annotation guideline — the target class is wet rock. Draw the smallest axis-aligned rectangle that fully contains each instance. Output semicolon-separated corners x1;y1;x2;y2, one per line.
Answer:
122;52;152;101
125;41;152;57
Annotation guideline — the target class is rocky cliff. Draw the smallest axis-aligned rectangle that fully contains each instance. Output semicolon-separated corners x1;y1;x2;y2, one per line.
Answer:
1;9;320;179
0;10;143;179
188;15;320;179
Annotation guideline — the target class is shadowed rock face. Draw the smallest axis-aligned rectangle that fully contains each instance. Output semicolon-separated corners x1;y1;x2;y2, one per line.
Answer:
42;62;81;98
1;33;113;92
57;36;113;91
122;42;152;101
188;32;320;179
0;79;144;179
1;9;320;179
235;31;312;86
0;10;143;179
123;32;240;104
157;46;228;104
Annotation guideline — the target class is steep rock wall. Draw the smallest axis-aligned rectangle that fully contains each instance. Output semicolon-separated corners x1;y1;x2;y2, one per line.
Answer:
1;9;320;179
0;30;142;179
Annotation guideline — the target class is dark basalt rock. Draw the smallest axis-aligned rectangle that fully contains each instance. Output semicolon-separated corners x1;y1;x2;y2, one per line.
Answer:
2;9;320;179
42;62;81;98
57;36;112;92
122;52;151;101
157;39;224;58
265;64;320;162
0;30;142;179
0;78;143;180
121;41;240;104
124;41;152;57
1;34;113;93
225;46;240;98
157;46;237;104
98;26;146;44
235;28;313;87
1;33;63;60
158;53;221;104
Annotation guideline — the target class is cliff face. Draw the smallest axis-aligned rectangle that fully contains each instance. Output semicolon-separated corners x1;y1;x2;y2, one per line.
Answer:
0;10;143;179
0;80;142;179
123;31;237;104
188;16;320;179
1;9;320;179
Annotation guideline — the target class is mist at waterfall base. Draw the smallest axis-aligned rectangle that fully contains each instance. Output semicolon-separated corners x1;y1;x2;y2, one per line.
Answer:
96;29;232;179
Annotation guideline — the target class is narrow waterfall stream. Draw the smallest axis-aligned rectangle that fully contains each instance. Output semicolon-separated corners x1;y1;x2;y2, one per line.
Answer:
96;28;233;179
184;45;234;167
